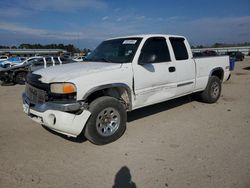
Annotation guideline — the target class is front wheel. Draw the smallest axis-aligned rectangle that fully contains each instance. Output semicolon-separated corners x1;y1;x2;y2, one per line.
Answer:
84;96;127;145
200;76;222;103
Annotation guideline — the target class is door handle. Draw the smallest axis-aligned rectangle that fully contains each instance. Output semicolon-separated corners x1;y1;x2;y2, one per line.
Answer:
169;67;176;72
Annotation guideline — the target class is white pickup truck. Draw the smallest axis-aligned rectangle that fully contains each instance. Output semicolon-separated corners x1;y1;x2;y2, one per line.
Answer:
22;34;230;145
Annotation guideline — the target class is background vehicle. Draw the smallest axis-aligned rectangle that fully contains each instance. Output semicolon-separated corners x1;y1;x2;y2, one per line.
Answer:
226;51;245;61
0;56;9;62
22;34;230;145
192;52;204;57
0;56;71;85
0;56;26;67
202;50;218;56
193;50;218;57
72;56;85;62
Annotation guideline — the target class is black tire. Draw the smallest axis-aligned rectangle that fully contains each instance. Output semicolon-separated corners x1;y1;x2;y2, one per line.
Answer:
200;76;222;103
84;96;127;145
14;72;27;85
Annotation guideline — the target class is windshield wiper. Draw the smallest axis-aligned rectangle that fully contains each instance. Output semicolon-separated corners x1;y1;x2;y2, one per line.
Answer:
84;57;112;62
83;58;93;61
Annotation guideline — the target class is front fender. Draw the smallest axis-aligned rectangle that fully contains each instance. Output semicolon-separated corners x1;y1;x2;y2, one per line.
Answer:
82;83;133;110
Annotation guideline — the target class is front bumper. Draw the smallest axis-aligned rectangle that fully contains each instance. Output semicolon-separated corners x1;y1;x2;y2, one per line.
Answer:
22;93;91;137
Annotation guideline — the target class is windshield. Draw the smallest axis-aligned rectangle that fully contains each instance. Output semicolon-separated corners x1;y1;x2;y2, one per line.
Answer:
85;37;142;63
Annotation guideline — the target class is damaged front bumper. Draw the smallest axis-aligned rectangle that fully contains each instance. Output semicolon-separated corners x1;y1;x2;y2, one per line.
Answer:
22;93;91;137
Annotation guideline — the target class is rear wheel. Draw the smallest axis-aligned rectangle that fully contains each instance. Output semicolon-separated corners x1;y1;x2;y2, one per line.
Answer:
14;72;27;85
84;96;127;145
200;76;222;103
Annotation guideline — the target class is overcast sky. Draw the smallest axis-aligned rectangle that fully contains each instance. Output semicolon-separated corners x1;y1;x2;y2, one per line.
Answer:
0;0;249;49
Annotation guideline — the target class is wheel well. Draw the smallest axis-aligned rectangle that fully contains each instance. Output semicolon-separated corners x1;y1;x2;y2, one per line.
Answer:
85;87;131;111
211;68;224;81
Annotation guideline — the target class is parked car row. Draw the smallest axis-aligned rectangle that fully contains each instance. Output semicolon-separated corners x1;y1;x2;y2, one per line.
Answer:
192;50;245;61
193;50;218;57
0;56;73;85
226;51;245;61
0;56;27;68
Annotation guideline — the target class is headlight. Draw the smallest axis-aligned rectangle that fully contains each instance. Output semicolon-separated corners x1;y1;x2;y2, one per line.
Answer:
50;83;76;94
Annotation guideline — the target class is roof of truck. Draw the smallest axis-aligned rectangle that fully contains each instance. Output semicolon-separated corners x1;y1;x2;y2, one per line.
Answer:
109;34;185;40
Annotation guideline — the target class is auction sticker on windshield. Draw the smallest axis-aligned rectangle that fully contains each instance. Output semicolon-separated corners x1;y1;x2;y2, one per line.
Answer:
123;40;137;44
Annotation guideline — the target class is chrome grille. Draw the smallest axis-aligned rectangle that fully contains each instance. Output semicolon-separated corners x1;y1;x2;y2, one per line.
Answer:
25;83;47;104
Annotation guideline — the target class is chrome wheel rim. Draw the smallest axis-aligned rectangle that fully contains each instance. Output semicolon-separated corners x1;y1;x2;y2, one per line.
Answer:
96;107;120;137
211;82;220;98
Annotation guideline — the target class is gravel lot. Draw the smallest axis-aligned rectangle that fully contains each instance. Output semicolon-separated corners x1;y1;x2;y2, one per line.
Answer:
0;58;250;188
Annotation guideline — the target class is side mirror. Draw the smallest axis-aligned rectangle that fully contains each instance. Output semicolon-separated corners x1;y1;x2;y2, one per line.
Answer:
138;53;156;65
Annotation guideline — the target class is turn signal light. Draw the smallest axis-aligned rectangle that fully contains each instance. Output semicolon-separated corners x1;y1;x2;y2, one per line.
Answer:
50;83;76;94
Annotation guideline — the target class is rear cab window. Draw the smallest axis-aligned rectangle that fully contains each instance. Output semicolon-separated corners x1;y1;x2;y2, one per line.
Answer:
169;37;189;60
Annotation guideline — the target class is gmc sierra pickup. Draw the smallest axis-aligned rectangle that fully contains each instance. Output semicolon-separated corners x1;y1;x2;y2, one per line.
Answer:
22;34;230;145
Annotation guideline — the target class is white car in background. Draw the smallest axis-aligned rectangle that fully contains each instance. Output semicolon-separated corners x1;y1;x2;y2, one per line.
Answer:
72;56;85;62
0;57;26;68
0;56;9;61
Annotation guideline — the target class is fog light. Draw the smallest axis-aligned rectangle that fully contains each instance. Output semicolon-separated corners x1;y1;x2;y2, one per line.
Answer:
48;114;56;125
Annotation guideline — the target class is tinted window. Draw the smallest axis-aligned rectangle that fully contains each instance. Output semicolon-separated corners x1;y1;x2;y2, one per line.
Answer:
32;59;44;66
45;57;53;66
170;37;189;60
25;59;34;64
139;37;171;63
53;58;61;65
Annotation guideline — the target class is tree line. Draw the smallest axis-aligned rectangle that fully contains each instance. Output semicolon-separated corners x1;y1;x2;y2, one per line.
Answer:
1;42;249;52
0;44;91;54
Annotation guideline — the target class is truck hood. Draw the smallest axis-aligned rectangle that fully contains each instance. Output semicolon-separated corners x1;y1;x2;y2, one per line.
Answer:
34;61;123;83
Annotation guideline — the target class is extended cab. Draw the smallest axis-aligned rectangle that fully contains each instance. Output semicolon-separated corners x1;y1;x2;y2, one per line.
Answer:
22;34;230;145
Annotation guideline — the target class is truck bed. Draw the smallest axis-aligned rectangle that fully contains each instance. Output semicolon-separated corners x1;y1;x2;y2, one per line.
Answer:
194;56;230;91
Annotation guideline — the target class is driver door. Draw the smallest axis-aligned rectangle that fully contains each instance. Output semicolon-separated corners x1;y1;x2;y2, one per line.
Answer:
132;37;177;108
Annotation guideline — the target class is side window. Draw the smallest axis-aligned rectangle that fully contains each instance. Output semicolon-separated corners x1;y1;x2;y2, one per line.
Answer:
54;58;61;65
32;59;44;67
139;37;171;64
169;37;189;60
60;58;69;64
46;57;53;66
